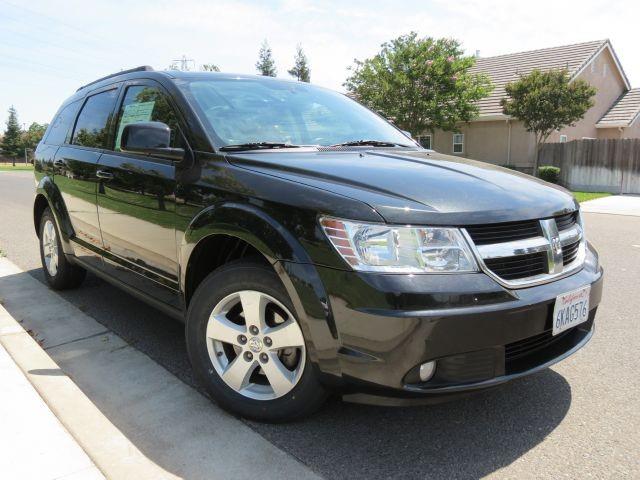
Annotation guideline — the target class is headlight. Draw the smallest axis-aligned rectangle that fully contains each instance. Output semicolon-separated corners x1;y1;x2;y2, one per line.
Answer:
319;217;479;273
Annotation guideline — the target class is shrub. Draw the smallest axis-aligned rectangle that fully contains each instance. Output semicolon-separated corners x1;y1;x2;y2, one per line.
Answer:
538;166;560;184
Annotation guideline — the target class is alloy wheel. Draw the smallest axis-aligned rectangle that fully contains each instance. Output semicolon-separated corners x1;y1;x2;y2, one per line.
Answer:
206;290;306;400
42;219;59;277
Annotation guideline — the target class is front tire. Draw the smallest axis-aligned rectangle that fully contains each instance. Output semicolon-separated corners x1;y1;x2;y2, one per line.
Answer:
39;207;86;290
186;260;327;422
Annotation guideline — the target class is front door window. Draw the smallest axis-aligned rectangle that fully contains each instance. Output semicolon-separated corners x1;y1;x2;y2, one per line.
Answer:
114;86;181;151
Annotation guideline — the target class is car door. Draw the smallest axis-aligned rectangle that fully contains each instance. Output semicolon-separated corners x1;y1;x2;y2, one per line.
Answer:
53;86;120;267
96;80;183;308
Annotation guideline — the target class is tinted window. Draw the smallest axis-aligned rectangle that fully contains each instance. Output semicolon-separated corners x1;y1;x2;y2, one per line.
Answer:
44;101;81;145
179;79;415;147
114;85;181;150
72;89;118;148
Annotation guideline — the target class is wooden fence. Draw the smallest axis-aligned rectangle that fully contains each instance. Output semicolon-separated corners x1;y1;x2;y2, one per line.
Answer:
539;139;640;194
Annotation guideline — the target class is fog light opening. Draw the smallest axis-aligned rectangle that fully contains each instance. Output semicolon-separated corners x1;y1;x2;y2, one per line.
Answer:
419;360;436;382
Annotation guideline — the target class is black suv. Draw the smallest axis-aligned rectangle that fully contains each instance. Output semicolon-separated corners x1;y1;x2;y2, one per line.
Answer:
33;66;603;421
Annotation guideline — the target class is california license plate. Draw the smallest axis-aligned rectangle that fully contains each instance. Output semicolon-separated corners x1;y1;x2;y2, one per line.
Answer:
552;285;591;336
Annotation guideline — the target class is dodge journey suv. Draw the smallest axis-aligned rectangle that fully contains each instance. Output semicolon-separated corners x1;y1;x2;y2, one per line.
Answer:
33;66;603;421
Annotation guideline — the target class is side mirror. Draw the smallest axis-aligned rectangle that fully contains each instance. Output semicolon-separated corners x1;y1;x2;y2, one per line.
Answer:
121;122;185;161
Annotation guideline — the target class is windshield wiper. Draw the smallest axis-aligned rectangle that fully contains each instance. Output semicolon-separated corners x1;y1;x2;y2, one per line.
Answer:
220;142;302;152
329;139;414;148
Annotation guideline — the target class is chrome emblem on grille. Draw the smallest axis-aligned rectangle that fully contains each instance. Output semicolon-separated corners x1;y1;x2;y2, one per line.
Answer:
539;219;564;274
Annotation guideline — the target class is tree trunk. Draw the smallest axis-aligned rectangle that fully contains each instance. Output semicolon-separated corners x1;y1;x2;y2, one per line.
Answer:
533;132;549;177
533;143;540;177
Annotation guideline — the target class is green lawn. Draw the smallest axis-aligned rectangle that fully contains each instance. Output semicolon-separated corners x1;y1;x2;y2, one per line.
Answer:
572;191;611;203
0;163;33;171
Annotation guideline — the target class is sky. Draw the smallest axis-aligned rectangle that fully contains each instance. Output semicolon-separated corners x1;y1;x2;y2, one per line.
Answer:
2;0;639;128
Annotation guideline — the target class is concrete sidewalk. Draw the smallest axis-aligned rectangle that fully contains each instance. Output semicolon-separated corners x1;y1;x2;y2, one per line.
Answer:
0;257;320;480
0;341;104;480
581;194;640;217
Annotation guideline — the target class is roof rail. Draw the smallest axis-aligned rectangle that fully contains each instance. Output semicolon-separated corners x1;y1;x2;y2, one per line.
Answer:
76;66;154;92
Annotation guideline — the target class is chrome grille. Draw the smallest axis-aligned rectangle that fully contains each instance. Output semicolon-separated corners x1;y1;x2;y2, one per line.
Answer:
555;211;578;231
562;240;581;265
484;252;547;280
465;220;541;245
463;211;585;287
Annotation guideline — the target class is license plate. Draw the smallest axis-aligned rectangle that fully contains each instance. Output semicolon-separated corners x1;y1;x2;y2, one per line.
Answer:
552;285;591;336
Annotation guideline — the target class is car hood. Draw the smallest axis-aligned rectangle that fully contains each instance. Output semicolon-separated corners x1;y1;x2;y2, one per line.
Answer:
226;148;577;225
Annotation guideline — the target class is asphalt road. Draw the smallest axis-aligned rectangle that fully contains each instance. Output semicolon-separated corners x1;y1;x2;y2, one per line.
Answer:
1;170;638;479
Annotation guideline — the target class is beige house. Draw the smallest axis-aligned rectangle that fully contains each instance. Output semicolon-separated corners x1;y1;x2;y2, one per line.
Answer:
423;40;640;171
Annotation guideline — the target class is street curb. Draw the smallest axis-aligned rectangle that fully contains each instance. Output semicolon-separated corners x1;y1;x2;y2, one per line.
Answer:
0;257;321;480
0;339;105;480
0;262;174;479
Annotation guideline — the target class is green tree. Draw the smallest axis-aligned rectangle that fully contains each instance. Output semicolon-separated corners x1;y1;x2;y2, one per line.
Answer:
201;63;220;72
501;68;596;176
1;106;23;161
288;45;310;82
256;39;277;77
344;32;492;136
21;122;48;151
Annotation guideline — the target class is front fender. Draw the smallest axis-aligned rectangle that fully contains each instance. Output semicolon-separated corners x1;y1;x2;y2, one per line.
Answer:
181;202;342;379
182;201;312;266
35;176;75;255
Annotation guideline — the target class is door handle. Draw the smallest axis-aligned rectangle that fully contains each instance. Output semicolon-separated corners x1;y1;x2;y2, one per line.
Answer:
96;170;114;180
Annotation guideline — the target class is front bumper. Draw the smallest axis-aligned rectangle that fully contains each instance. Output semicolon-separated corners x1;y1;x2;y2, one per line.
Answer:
313;243;603;404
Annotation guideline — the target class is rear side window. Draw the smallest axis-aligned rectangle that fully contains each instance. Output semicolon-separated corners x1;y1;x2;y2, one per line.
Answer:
44;101;81;145
72;89;119;148
114;85;181;150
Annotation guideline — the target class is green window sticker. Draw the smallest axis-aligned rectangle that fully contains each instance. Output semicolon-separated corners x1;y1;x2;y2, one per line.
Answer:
115;101;155;150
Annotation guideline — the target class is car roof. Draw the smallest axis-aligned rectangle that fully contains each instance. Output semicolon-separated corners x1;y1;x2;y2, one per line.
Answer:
161;70;296;81
60;67;304;108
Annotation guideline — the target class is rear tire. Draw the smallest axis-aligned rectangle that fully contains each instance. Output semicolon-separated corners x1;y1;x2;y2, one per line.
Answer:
186;260;327;422
39;207;86;290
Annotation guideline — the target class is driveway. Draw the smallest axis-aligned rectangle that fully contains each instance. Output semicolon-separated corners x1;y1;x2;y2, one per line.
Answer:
1;170;639;479
581;194;640;216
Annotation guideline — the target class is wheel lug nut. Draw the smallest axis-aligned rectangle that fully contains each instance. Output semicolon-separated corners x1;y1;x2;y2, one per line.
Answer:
244;351;253;361
264;337;272;347
260;353;268;363
238;334;247;345
249;325;259;335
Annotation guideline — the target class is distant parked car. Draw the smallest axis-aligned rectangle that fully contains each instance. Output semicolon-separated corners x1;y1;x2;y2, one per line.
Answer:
33;67;603;421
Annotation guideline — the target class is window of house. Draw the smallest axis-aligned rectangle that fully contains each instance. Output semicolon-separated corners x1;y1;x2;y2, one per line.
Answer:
72;89;119;148
114;85;182;151
452;133;464;153
417;134;432;149
559;135;567;143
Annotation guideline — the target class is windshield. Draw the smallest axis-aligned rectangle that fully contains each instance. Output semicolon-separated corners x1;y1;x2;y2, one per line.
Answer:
177;77;416;148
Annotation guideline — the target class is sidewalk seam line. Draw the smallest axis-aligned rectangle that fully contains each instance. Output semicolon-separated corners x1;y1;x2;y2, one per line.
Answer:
43;329;111;351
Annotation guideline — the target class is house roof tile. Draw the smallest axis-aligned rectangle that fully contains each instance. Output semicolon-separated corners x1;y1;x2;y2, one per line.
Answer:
596;88;640;127
469;40;608;117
